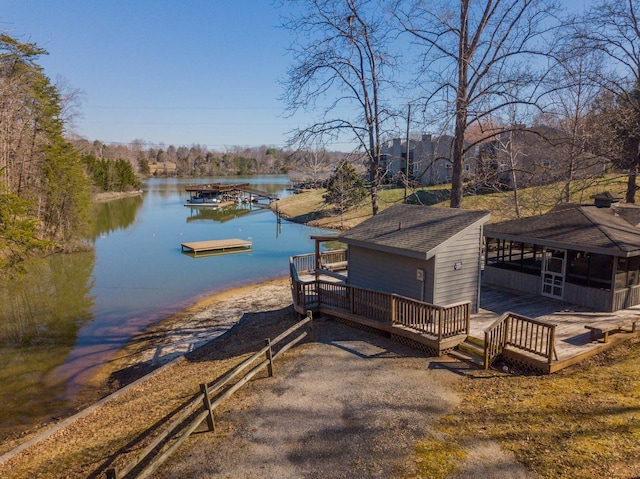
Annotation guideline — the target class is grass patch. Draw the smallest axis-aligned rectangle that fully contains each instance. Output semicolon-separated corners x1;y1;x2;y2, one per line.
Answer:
436;337;640;479
406;435;466;479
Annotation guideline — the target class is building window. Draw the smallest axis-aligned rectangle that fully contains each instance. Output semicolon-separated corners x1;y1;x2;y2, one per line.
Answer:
566;250;613;290
485;238;542;276
464;163;471;172
541;159;551;168
615;256;640;289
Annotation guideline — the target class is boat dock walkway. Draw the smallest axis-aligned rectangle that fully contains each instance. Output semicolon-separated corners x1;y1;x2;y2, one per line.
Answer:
180;238;253;256
185;183;279;206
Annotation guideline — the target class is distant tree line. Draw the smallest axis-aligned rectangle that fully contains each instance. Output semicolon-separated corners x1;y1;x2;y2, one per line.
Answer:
71;138;349;179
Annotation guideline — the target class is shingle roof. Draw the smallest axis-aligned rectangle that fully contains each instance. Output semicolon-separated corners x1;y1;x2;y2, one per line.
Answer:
338;204;490;259
484;203;640;255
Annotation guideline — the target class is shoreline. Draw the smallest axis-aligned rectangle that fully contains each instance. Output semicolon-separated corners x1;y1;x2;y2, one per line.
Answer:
80;276;293;401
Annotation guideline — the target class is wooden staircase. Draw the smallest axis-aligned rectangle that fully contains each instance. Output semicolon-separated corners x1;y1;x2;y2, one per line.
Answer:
448;335;485;368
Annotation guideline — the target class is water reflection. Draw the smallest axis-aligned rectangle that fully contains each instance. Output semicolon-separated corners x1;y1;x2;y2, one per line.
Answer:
0;176;331;443
0;252;95;440
185;203;254;223
89;195;144;241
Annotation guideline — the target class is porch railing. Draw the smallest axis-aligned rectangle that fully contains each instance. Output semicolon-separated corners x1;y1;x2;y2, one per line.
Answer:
290;258;470;341
291;250;348;274
484;311;557;369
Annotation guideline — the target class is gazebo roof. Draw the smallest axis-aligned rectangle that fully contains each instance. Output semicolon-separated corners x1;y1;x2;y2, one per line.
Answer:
484;203;640;256
338;204;490;260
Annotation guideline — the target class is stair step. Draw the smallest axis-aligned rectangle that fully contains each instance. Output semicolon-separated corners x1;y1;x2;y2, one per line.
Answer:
458;340;484;358
466;335;485;347
448;348;485;368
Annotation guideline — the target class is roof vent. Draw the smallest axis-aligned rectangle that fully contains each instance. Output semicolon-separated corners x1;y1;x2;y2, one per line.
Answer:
592;191;622;208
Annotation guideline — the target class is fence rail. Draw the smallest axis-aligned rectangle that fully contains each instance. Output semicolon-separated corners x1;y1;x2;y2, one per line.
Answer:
106;314;314;479
484;311;557;368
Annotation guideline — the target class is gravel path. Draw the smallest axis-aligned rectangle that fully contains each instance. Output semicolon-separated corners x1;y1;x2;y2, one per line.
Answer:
155;318;537;479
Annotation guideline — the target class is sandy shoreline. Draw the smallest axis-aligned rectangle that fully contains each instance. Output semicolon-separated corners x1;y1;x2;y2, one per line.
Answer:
83;276;293;398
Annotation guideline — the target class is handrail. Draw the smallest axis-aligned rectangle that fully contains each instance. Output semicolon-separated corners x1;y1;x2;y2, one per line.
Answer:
484;312;510;369
484;311;557;369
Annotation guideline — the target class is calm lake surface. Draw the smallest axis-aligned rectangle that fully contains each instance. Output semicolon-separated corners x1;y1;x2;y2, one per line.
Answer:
0;176;329;437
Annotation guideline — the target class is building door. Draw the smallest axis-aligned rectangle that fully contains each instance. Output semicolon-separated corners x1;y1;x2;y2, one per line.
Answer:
541;248;566;299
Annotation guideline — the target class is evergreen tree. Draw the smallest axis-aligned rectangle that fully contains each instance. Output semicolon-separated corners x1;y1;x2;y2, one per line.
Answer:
324;160;367;225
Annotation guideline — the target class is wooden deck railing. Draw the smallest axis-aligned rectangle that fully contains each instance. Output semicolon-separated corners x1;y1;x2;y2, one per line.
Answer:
290;250;347;274
484;312;557;369
290;258;470;341
106;314;314;479
392;295;470;340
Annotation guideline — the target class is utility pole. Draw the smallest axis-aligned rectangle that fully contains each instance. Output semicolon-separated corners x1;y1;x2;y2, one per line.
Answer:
404;103;412;203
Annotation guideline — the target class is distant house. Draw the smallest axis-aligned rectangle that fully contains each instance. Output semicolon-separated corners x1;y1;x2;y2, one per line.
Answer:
484;194;640;311
338;204;491;312
380;135;476;186
476;125;608;189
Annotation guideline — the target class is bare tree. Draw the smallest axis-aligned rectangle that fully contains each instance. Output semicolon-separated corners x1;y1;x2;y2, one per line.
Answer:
302;146;330;187
577;0;640;203
281;0;400;215
396;0;560;208
543;36;605;203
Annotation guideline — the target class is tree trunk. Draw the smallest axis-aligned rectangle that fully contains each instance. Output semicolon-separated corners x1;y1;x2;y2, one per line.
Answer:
626;141;639;203
450;0;470;209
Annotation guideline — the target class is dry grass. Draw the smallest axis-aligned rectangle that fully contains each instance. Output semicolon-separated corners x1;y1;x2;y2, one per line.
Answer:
410;337;640;479
276;175;629;230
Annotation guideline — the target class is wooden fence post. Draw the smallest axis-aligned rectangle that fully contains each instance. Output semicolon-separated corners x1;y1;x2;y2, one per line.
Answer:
200;383;215;432
307;310;315;342
265;338;274;377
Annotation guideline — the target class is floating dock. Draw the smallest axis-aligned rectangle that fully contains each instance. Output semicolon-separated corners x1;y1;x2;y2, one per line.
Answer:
180;238;252;256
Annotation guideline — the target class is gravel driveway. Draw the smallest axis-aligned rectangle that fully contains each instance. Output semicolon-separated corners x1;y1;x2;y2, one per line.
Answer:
154;317;536;479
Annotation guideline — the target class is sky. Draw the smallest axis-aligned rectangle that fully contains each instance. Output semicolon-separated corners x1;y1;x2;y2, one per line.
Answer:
1;1;594;152
0;1;307;150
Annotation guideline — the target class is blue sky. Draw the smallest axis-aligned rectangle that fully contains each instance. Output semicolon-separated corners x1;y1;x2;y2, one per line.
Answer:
0;1;303;149
1;1;593;151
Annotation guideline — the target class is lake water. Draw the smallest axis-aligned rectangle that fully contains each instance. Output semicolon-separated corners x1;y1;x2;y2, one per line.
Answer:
0;176;329;439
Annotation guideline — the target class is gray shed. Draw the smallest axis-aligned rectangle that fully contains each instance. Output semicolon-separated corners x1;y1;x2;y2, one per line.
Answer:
338;204;491;312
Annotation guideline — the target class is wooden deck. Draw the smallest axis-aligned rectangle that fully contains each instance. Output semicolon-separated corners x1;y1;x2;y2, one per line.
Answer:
181;238;252;256
471;284;640;372
290;252;640;373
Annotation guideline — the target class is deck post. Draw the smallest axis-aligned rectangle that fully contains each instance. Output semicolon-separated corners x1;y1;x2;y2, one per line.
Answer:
391;295;397;325
548;325;556;365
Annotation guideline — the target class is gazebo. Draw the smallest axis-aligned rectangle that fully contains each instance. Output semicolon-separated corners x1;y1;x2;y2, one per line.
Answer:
483;198;640;312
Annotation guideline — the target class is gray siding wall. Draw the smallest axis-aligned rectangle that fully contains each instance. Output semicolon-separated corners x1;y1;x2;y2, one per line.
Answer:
348;245;435;303
433;225;483;312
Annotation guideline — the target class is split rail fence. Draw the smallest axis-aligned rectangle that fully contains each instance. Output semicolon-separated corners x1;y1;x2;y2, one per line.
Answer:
106;313;314;479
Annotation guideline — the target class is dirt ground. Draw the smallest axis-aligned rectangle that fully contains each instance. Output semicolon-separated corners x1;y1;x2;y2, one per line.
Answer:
0;277;535;479
154;317;536;479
